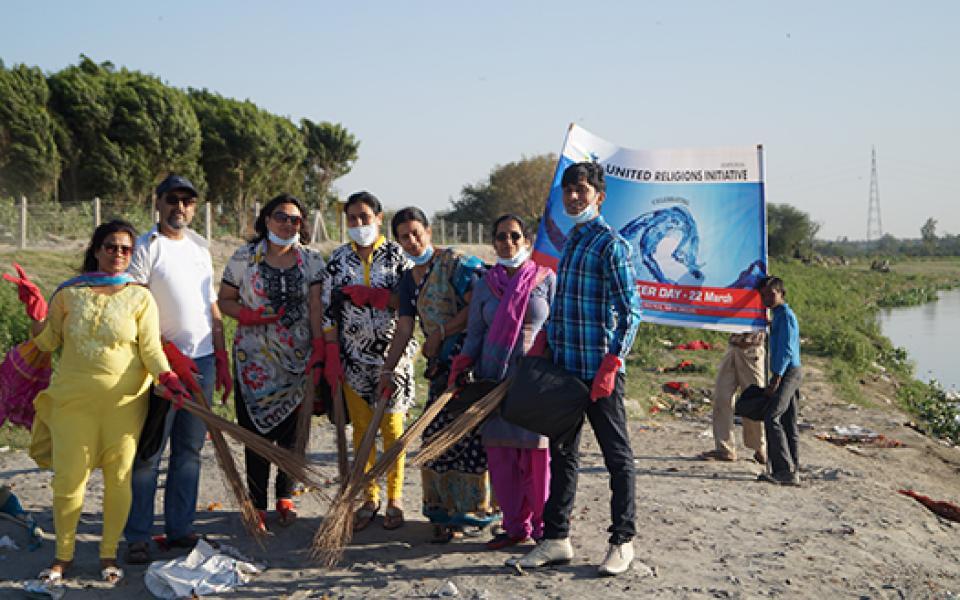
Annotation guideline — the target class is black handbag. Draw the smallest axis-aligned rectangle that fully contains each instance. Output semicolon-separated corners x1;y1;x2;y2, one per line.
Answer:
500;356;590;443
734;384;769;421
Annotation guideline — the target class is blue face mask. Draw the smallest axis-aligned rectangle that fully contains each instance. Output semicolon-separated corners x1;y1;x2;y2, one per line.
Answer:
268;230;298;247
565;203;597;224
496;247;530;268
405;245;434;266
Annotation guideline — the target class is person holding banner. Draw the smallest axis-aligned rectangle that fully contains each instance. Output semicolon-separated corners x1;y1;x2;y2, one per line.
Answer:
321;191;417;531
758;276;803;486
5;220;192;586
218;194;326;529
124;174;231;565
448;214;555;550
518;162;643;577
376;207;492;543
697;331;767;464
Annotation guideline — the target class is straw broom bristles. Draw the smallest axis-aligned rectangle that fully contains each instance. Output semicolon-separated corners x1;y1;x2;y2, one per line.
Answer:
410;379;511;467
173;392;334;504
294;378;315;458
310;388;458;566
184;388;265;541
330;384;349;487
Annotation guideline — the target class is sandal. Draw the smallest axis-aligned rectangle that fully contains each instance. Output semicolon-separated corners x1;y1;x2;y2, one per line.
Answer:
352;501;380;532
382;506;405;530
125;540;152;565
101;563;124;586
697;449;736;462
276;498;297;526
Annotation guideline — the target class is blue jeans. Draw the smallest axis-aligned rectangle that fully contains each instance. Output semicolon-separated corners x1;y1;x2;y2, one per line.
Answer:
124;353;214;543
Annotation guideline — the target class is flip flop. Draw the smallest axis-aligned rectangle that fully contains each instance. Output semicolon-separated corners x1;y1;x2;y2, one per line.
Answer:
382;506;405;530
353;501;380;532
696;449;736;462
276;498;297;526
35;568;64;585
101;565;124;586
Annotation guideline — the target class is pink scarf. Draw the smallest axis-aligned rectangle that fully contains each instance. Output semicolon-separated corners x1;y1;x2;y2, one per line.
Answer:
481;260;549;380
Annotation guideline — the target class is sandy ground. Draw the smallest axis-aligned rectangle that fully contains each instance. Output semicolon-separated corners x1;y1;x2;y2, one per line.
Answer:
1;360;960;599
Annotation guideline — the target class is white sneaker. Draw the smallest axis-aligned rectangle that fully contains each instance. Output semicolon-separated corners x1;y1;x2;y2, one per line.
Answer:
597;541;634;576
516;538;574;568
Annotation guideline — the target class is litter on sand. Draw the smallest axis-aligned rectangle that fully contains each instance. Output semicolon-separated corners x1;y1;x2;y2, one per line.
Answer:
144;538;263;599
898;489;960;522
816;425;905;448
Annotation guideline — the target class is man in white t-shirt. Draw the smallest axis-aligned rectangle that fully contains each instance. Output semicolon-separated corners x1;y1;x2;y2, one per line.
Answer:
123;174;232;564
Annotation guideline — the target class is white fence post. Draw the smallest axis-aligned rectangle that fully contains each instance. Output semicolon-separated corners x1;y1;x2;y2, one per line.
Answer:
93;197;101;228
478;223;483;245
18;196;27;249
205;202;213;242
452;222;458;245
437;218;444;245
310;210;321;245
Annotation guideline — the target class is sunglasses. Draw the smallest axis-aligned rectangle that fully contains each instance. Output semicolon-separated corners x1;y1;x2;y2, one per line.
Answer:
495;231;523;242
103;242;133;256
164;194;197;206
271;213;303;226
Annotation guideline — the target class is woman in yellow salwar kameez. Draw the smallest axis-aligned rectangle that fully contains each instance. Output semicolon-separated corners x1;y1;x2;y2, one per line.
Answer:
5;220;191;587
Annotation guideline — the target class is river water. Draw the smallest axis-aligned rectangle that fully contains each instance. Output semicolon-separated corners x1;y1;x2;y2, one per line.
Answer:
877;288;960;391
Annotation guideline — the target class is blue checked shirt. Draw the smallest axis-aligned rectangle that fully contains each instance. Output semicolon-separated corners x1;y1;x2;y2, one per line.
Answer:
547;215;642;379
769;303;801;376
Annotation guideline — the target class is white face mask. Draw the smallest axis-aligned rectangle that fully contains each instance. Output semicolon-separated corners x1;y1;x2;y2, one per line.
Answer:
405;245;434;266
268;230;298;247
565;203;597;224
496;247;530;268
348;224;379;247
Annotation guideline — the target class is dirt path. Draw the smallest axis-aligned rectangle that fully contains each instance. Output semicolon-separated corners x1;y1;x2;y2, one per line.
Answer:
1;360;959;599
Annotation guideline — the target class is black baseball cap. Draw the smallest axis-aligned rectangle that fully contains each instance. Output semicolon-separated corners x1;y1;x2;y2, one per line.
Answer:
156;174;198;199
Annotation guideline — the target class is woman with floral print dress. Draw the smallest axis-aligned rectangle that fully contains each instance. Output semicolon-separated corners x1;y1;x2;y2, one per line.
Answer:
218;193;326;529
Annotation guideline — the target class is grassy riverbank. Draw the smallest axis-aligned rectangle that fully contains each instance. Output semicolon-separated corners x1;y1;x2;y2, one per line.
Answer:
3;249;960;448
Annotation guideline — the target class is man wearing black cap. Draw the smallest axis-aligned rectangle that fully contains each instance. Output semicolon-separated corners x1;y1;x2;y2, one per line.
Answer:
123;174;232;563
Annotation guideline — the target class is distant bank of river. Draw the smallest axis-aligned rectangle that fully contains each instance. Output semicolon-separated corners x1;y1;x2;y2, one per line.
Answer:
877;288;960;391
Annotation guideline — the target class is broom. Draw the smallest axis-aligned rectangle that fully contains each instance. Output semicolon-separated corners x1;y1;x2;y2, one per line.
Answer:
310;387;457;566
330;384;350;487
410;379;511;467
294;378;315;458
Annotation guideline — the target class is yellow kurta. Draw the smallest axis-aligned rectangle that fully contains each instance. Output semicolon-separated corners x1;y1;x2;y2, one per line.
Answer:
31;285;169;561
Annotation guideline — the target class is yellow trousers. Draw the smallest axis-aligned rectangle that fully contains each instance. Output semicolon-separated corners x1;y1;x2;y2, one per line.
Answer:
344;384;405;503
36;389;146;561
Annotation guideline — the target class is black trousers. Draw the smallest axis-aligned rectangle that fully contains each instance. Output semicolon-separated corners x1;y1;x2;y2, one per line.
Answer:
764;367;803;476
235;390;299;510
542;372;636;544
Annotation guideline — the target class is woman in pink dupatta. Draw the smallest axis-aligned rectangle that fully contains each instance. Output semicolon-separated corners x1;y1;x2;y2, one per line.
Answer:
447;214;556;550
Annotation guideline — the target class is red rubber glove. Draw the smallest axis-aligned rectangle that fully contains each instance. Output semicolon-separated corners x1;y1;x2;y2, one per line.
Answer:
447;354;475;389
3;263;48;321
323;341;343;390
368;288;391;310
341;285;372;307
306;338;326;386
162;341;202;395
590;354;622;402
214;349;233;403
157;371;192;410
527;330;548;358
237;305;285;326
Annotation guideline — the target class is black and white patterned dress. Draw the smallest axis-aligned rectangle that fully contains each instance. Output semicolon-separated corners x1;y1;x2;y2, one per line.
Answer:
321;237;417;413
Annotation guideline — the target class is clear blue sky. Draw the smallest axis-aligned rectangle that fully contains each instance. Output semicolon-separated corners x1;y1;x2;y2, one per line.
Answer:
3;1;958;240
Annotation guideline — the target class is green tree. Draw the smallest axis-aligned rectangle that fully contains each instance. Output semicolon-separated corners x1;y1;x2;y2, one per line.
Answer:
0;60;61;200
300;119;359;240
445;154;556;229
921;217;938;253
48;56;203;204
767;203;820;259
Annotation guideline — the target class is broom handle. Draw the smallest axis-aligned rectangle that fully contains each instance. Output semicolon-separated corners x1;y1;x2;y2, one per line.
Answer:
295;377;315;457
348;388;391;486
331;384;349;488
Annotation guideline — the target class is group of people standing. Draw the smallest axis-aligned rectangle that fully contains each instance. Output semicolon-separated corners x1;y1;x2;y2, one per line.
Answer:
4;159;802;586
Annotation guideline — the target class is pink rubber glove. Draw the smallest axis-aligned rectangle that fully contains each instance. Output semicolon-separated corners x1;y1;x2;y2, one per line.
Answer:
447;354;475;389
590;354;622;402
237;305;285;326
3;263;48;321
368;288;391;310
341;285;372;307
157;371;192;410
323;341;343;390
214;349;233;403
162;341;202;395
306;339;326;386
